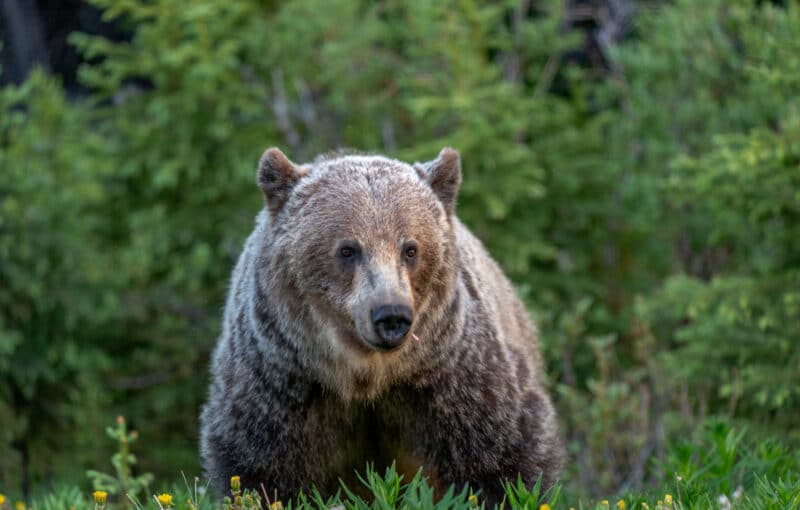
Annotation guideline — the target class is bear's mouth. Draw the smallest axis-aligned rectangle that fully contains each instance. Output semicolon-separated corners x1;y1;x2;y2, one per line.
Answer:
364;337;406;352
353;329;411;353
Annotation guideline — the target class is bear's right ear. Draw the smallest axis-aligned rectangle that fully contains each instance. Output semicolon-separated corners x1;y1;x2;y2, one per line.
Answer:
257;148;306;216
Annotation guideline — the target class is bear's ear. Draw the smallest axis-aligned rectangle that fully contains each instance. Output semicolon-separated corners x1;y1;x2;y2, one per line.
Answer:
416;147;462;215
257;147;306;216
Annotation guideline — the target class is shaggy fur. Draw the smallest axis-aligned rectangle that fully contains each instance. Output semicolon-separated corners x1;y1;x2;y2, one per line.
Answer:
199;147;563;504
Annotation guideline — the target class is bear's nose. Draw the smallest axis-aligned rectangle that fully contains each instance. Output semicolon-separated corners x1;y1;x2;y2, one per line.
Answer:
371;304;413;349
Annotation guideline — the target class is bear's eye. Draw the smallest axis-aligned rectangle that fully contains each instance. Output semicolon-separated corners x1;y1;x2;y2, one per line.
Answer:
404;245;417;259
340;246;355;258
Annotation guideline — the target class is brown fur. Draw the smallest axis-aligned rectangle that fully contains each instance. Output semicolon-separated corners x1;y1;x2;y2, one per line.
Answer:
200;147;564;505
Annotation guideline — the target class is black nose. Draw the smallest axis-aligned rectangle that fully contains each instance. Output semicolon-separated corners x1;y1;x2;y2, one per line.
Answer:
371;304;413;348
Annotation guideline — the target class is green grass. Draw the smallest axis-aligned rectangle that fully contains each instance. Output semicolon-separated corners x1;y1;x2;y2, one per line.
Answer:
3;421;798;510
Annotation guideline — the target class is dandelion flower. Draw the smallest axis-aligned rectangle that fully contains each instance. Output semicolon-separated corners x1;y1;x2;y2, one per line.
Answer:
468;494;479;506
93;492;108;505
230;476;241;492
0;494;5;506
600;501;609;508
616;500;626;510
157;494;173;507
270;502;283;510
539;504;551;510
15;503;24;510
664;494;673;506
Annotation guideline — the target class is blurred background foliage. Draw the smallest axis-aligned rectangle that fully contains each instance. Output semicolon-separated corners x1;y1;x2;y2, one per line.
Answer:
1;0;798;501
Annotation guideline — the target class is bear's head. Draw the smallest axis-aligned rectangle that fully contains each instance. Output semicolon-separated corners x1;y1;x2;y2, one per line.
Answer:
255;147;462;397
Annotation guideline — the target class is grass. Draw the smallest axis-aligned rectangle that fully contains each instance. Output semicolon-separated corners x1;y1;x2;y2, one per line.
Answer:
2;421;798;510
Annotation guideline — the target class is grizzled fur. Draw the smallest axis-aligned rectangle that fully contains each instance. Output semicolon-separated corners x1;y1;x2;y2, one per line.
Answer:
200;147;563;504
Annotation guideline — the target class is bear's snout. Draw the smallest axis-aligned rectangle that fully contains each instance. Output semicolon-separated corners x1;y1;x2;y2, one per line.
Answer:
370;303;413;350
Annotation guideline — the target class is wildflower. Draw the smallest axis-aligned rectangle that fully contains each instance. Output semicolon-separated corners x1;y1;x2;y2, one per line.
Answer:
468;494;479;506
539;504;551;510
93;491;108;505
664;494;673;506
231;476;241;493
641;504;649;510
0;494;5;506
157;494;174;507
270;502;283;510
616;500;626;510
600;501;609;508
15;502;24;510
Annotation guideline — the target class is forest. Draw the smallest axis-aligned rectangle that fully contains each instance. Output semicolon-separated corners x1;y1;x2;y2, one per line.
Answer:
1;0;798;508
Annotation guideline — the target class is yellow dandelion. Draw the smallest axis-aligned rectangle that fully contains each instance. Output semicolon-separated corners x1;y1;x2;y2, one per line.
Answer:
617;500;626;510
269;502;283;510
468;494;479;506
230;475;241;492
157;494;173;507
641;504;649;510
0;494;5;506
600;501;610;508
664;494;673;506
93;491;108;505
15;502;24;510
539;504;551;510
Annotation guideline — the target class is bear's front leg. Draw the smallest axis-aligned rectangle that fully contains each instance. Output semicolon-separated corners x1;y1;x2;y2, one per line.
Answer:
388;371;562;507
200;372;355;500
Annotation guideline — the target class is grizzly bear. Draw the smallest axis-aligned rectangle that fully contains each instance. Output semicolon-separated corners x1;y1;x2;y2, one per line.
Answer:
199;147;563;504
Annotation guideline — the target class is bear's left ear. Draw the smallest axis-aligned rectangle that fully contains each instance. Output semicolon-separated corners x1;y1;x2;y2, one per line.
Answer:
257;147;307;216
416;147;462;215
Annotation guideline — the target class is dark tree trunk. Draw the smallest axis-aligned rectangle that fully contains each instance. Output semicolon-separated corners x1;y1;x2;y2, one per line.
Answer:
0;0;50;84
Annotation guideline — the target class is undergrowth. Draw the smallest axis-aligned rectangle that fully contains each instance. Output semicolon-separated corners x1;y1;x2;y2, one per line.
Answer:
1;419;797;510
